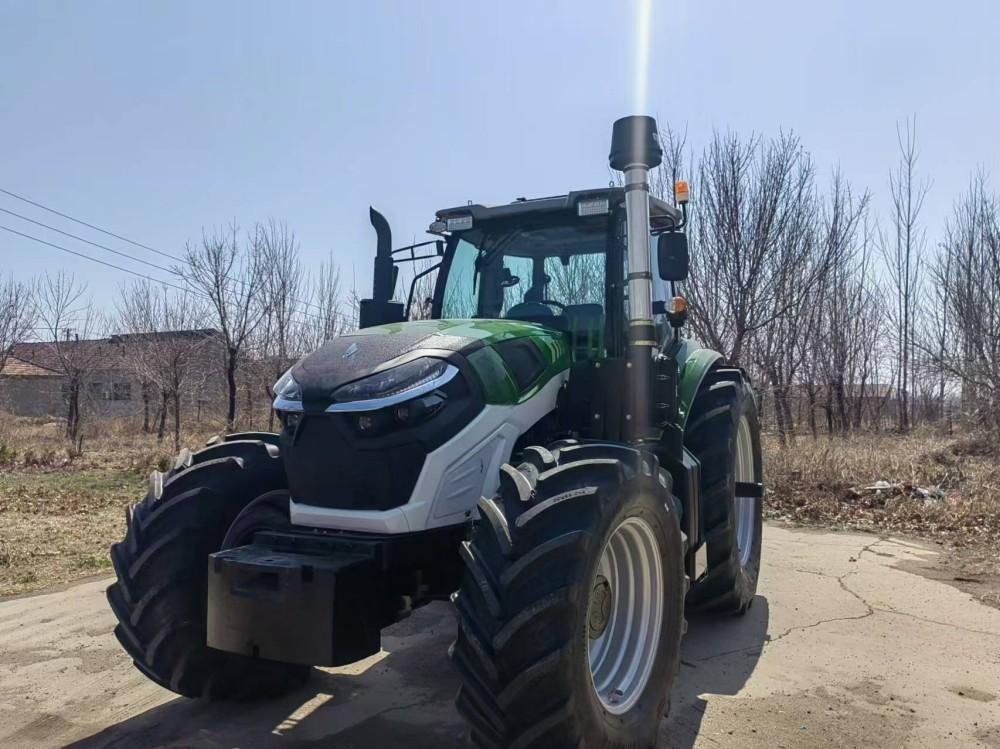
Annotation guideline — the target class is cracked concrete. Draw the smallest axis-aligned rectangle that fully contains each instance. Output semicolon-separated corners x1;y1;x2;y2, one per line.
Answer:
0;524;998;748
663;528;1000;748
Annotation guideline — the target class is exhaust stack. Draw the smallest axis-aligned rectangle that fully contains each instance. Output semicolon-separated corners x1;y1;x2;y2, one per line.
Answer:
369;207;397;304
359;207;405;329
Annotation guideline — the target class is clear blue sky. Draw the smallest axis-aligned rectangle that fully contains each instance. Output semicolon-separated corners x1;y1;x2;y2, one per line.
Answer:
2;0;997;320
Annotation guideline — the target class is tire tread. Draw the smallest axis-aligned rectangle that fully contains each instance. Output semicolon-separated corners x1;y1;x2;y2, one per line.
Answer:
105;434;308;700
455;442;686;748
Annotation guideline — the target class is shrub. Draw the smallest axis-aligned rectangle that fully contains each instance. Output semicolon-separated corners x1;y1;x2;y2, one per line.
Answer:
22;449;59;468
0;540;15;568
128;450;174;475
764;431;1000;543
0;443;16;468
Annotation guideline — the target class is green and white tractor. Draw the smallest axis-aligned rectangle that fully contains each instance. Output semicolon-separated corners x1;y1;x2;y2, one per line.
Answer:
107;116;764;748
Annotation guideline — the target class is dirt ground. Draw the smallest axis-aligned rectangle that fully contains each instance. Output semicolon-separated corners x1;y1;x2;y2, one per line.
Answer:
1;524;999;749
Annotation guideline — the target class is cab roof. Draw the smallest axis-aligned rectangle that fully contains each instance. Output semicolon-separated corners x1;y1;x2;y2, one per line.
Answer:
435;187;681;230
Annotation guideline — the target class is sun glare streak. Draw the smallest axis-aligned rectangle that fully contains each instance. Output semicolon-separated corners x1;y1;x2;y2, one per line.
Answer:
633;0;653;114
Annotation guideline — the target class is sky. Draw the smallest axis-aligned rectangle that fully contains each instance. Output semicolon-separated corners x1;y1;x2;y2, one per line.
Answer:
1;0;998;333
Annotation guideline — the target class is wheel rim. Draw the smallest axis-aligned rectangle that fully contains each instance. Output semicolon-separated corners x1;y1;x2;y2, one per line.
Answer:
586;516;663;715
734;415;756;567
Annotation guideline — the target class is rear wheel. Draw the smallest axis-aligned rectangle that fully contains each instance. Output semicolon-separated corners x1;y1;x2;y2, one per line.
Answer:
452;441;686;748
106;435;310;699
684;368;764;615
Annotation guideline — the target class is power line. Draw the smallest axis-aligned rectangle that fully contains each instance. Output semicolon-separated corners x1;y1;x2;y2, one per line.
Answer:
0;186;335;317
0;209;348;331
0;186;184;264
0;224;335;329
0;224;205;298
0;206;177;276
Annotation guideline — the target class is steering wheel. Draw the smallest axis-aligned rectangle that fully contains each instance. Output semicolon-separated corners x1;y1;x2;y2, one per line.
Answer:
541;299;566;312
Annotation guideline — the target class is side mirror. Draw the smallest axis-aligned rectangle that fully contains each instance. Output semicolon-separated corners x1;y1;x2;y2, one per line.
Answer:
657;232;689;282
500;267;520;288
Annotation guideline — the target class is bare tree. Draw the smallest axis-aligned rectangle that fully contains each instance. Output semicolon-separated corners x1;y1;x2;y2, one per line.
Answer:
917;242;953;426
0;275;35;374
880;117;929;431
177;222;268;430
807;173;875;435
117;281;211;449
754;271;810;444
651;122;689;205
257;220;304;429
685;131;820;366
301;253;348;349
34;272;103;447
115;283;161;433
922;172;1000;430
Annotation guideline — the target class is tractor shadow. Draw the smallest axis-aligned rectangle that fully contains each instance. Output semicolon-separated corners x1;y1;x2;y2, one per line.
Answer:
65;602;466;749
661;595;770;748
66;598;767;749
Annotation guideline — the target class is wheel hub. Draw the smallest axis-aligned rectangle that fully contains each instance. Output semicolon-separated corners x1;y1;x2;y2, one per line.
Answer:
588;574;612;638
586;516;664;715
734;415;756;567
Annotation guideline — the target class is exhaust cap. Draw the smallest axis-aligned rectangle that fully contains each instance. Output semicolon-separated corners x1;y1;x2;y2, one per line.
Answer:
609;115;662;171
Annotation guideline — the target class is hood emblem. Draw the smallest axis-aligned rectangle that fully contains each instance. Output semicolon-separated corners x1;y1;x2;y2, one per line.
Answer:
342;342;359;359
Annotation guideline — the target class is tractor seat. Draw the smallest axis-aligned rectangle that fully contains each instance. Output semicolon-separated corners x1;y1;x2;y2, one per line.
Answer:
505;302;567;331
563;303;605;360
506;302;554;319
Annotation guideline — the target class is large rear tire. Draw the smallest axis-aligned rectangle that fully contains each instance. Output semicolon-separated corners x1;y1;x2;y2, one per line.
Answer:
684;368;764;615
452;441;686;749
106;435;310;699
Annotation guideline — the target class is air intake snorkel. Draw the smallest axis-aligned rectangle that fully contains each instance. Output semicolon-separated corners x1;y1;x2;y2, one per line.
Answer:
609;115;663;441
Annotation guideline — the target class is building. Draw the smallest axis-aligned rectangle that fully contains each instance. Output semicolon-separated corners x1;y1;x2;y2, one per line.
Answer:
0;355;65;417
0;330;224;419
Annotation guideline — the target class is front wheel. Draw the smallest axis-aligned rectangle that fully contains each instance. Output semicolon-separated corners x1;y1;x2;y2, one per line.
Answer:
106;435;310;699
452;441;686;749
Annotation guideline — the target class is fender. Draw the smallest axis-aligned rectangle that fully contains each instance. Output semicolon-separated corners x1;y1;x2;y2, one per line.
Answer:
677;343;722;429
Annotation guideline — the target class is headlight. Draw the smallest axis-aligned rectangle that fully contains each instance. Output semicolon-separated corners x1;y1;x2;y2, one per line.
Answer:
273;368;302;402
331;358;456;410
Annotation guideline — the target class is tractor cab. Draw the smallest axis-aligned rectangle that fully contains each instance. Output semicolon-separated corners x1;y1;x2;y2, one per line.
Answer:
361;188;685;363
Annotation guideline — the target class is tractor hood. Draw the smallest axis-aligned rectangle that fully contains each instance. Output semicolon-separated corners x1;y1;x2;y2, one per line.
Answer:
288;319;571;410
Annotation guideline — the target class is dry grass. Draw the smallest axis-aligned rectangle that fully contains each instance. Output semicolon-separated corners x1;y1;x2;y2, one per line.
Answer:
764;430;1000;548
2;412;999;596
0;413;223;596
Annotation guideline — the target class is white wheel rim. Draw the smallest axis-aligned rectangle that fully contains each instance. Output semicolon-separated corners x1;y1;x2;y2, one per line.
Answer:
586;516;663;715
734;415;756;567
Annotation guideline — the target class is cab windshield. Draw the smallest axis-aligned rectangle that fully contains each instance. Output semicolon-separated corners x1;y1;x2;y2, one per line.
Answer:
438;223;612;358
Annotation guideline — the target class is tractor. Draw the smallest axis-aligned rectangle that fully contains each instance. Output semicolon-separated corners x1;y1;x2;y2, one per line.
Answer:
106;116;763;748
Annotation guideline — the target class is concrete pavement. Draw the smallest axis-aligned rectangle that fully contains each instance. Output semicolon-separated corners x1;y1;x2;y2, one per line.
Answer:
1;524;998;748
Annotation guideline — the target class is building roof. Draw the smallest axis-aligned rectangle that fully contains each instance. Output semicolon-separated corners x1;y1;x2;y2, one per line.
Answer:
6;329;221;376
8;340;105;373
0;356;62;378
107;329;220;344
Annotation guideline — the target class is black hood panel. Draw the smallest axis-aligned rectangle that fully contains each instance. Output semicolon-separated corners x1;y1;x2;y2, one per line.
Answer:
290;327;483;412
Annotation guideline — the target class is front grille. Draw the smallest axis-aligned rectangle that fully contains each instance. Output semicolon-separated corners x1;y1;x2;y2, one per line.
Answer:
280;415;426;511
277;361;482;513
